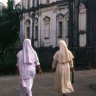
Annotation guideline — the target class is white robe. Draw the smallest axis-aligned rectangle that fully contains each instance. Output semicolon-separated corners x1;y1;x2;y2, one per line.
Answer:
52;51;74;94
16;50;40;79
16;50;40;96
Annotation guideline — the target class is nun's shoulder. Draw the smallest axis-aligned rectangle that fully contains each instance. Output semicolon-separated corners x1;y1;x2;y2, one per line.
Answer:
53;51;59;57
68;50;72;53
16;50;22;57
68;50;74;58
54;50;59;55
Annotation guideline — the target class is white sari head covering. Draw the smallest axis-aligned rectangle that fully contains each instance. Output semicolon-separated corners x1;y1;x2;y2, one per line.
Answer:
57;40;74;63
23;39;37;64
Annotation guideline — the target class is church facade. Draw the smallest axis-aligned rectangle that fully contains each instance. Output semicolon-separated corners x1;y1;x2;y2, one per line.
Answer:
20;0;70;47
19;0;89;48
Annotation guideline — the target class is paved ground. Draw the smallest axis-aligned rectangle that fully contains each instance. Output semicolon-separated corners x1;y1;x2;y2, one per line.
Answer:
0;69;96;96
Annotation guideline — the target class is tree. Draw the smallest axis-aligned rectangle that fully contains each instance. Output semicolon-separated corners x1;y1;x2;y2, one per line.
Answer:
0;0;20;75
0;0;20;50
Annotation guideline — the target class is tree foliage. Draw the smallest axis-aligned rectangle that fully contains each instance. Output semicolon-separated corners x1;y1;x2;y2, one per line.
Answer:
0;0;20;50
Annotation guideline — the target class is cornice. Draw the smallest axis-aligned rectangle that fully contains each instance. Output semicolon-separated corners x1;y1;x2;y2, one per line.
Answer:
20;0;68;14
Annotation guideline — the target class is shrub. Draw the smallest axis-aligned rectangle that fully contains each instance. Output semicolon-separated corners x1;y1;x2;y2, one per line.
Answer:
0;48;19;75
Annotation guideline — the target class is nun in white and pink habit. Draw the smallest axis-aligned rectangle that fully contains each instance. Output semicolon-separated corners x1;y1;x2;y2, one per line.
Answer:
52;40;74;96
16;39;42;96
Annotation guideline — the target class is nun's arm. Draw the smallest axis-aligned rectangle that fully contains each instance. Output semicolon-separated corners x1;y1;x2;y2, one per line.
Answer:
51;59;58;72
16;57;19;74
69;60;74;68
69;60;74;73
35;60;42;74
36;65;42;74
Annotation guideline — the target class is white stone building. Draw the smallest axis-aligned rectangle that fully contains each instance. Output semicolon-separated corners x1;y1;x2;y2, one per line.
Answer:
19;0;86;48
19;0;70;47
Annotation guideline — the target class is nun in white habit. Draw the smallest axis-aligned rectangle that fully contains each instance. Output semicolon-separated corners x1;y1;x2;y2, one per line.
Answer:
52;40;74;96
16;39;42;96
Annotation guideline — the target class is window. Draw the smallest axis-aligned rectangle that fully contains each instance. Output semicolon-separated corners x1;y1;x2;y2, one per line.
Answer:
45;23;50;38
56;13;64;38
79;34;86;47
25;20;30;38
46;0;49;4
33;0;35;7
79;3;86;32
79;13;86;31
34;26;38;40
36;0;39;6
27;0;30;8
34;18;38;40
79;3;87;47
43;16;50;39
26;26;30;38
58;21;63;38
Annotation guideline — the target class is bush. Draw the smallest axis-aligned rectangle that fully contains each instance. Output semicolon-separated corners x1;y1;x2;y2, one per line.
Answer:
0;48;19;75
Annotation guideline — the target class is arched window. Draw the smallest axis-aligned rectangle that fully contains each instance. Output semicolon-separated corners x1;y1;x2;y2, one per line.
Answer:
43;16;50;39
56;13;64;38
46;0;49;4
79;3;87;47
64;12;69;46
34;18;38;40
27;0;30;9
36;0;39;6
25;20;30;38
33;0;39;7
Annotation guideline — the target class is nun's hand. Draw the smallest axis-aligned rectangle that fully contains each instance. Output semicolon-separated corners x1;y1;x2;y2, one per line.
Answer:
51;68;56;72
36;65;42;75
70;67;74;72
38;69;42;75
